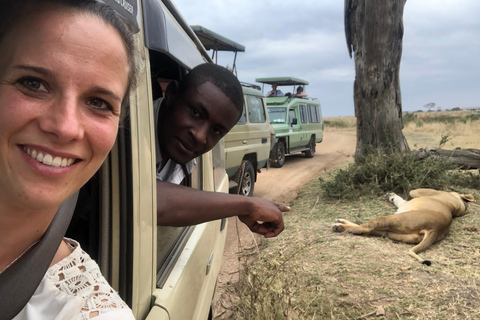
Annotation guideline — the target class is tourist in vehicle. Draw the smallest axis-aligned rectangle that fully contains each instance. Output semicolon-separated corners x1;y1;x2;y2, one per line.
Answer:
0;0;135;318
155;64;289;238
266;83;285;97
295;86;308;97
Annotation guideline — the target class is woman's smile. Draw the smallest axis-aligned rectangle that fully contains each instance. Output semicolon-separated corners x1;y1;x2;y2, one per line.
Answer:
22;146;76;167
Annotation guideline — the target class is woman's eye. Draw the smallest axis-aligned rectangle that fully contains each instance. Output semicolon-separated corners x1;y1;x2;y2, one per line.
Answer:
19;77;48;93
88;98;115;113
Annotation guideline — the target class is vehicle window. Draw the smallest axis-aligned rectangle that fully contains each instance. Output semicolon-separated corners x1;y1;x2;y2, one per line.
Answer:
308;105;320;123
299;105;308;123
151;48;197;288
237;102;247;124
247;95;266;123
289;109;297;125
268;107;287;124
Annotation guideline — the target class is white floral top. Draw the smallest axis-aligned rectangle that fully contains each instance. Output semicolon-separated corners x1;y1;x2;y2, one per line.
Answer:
14;239;135;320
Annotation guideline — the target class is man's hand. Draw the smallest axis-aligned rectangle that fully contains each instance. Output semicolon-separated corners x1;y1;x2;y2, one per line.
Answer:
238;198;290;238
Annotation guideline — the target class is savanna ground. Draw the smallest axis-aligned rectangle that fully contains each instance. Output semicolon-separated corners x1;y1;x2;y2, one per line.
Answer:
214;110;480;320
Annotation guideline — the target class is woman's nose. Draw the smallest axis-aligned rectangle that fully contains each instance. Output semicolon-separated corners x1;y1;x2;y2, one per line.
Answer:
38;96;85;142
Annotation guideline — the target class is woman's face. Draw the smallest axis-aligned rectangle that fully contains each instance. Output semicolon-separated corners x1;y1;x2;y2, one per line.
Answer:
0;7;129;211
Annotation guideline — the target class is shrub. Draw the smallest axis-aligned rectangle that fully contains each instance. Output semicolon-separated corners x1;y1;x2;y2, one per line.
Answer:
423;115;457;124
323;119;350;128
402;112;417;126
319;149;478;199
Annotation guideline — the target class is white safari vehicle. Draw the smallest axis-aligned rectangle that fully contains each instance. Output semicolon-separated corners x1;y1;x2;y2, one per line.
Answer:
191;25;274;197
65;1;228;319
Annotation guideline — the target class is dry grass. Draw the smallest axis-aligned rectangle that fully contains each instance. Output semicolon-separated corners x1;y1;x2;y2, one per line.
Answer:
324;111;480;149
222;111;480;320
226;179;480;319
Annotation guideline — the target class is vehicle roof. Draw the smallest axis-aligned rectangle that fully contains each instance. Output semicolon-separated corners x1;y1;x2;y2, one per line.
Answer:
266;96;321;106
191;25;245;52
242;85;264;97
255;77;309;86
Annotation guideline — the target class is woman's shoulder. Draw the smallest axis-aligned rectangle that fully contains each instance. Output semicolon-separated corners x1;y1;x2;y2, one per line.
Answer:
46;239;135;320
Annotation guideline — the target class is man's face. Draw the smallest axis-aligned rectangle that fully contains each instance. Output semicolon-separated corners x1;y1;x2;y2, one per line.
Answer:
161;81;240;164
272;84;278;90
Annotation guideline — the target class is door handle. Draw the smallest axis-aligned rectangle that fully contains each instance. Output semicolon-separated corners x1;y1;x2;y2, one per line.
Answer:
242;140;247;144
261;138;267;144
206;251;214;275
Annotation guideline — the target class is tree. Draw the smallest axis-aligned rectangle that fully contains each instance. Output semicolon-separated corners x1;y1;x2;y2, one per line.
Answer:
345;0;409;158
423;102;436;112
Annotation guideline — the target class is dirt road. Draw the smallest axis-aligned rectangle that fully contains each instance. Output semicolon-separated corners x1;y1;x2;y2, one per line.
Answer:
213;131;357;318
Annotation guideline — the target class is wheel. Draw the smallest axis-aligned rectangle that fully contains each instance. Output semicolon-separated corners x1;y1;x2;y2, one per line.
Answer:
304;137;316;158
270;141;285;168
233;161;255;197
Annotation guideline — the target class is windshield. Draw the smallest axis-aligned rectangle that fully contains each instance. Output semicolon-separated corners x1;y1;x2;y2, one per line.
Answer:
268;107;287;124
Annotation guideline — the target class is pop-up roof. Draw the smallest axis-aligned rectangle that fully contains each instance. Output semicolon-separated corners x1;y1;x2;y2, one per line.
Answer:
191;25;245;75
255;77;309;86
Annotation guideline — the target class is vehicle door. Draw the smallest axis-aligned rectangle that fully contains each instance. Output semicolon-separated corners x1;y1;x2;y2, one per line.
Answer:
287;106;302;149
307;104;324;143
224;92;270;177
78;1;230;319
298;104;311;146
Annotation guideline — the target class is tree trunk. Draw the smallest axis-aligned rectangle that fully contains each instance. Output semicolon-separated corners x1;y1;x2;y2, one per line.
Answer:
345;0;410;159
414;148;480;170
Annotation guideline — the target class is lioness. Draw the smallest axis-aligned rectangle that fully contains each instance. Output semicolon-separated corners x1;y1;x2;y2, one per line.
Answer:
332;188;475;265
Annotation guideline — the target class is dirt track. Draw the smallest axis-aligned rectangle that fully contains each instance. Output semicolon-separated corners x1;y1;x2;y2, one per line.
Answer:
213;131;357;318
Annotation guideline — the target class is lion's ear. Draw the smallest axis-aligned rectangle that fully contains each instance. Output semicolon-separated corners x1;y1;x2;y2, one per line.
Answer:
461;194;475;202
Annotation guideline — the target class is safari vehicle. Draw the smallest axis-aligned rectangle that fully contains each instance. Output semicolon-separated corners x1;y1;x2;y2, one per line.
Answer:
192;25;274;197
65;1;228;319
224;83;274;196
257;77;324;168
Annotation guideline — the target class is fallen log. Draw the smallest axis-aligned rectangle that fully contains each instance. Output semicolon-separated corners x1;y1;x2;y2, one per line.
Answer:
414;147;480;169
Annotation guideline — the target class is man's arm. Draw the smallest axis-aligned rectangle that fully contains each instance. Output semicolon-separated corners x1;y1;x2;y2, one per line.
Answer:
156;180;289;238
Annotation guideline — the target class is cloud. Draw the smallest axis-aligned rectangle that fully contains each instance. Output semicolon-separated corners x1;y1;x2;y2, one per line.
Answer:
173;0;480;117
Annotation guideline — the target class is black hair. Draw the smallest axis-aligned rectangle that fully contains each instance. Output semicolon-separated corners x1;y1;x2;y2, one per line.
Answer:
297;86;304;93
178;63;244;119
0;0;137;116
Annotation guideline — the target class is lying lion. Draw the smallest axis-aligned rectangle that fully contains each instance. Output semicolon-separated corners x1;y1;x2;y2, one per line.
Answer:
332;188;475;265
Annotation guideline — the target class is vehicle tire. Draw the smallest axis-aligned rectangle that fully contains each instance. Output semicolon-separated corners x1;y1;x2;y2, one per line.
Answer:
304;137;315;158
270;141;285;168
233;161;255;197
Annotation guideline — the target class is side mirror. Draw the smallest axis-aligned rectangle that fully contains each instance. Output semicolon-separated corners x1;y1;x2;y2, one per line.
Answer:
291;118;298;126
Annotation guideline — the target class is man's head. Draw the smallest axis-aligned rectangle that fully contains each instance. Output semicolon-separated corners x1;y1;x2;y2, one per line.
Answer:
272;83;278;90
297;86;304;93
160;63;243;164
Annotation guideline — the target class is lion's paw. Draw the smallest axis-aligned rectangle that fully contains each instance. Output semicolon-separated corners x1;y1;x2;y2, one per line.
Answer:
383;192;396;203
332;224;345;232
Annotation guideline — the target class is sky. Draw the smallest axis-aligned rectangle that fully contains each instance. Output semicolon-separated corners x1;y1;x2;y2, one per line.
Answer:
172;0;480;117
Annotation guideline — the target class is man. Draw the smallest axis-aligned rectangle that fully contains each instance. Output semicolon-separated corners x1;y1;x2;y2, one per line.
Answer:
155;64;289;238
295;86;308;97
266;83;284;97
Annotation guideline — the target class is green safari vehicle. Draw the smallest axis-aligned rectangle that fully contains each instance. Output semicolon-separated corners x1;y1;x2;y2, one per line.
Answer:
257;77;324;168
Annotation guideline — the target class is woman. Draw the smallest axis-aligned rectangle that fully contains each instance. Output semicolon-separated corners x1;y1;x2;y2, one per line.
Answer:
0;0;136;318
